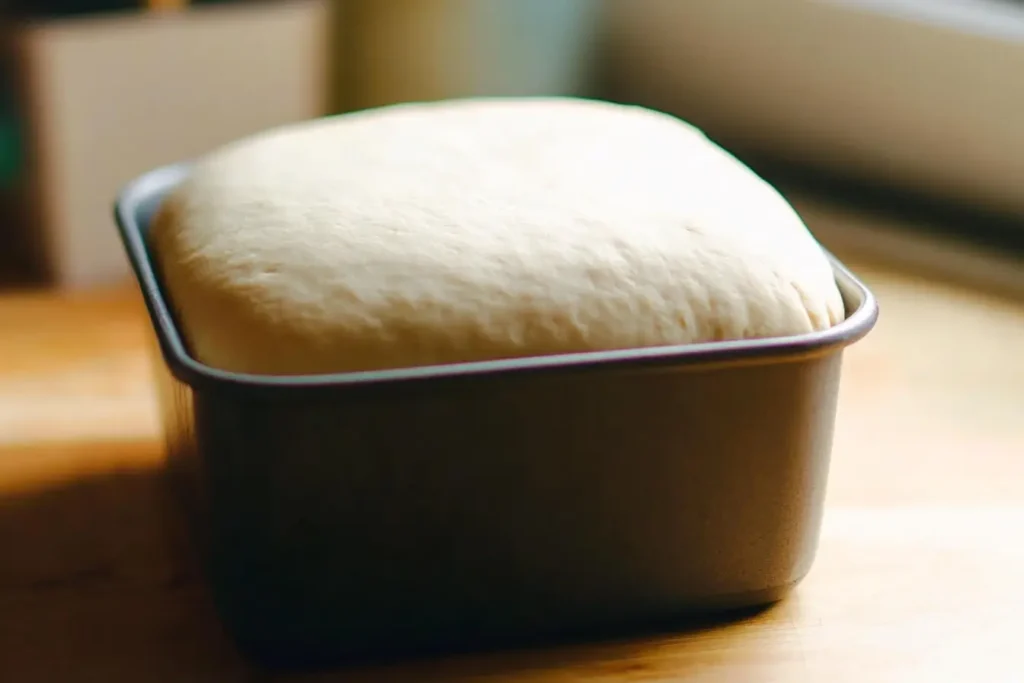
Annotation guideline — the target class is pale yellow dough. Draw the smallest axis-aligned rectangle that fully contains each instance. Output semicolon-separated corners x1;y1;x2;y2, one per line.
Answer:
149;98;844;376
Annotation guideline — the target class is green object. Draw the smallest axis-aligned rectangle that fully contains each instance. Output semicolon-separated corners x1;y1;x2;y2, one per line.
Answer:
0;108;22;189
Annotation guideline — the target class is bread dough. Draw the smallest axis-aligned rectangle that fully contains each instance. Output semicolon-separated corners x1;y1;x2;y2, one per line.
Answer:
149;98;845;376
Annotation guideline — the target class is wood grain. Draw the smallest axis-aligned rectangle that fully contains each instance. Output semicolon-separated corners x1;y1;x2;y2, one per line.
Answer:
1;261;1023;682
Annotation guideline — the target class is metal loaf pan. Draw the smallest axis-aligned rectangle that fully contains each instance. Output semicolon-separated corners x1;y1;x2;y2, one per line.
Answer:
115;163;878;669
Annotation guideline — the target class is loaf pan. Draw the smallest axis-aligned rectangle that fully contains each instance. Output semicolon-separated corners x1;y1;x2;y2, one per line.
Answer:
115;163;878;669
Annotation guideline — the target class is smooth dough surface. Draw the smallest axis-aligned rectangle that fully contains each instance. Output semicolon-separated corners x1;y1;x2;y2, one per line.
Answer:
150;98;845;376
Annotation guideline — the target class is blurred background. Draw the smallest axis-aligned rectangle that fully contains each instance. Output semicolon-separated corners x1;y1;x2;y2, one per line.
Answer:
0;0;1022;293
2;4;1024;678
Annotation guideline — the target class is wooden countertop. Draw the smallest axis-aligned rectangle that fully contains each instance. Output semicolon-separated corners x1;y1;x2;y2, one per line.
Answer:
1;261;1023;682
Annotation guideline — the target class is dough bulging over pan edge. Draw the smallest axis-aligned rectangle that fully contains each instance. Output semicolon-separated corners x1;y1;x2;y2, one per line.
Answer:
148;98;844;376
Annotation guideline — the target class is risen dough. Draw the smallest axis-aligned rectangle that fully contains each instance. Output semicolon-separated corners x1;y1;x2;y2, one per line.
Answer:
150;98;844;376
